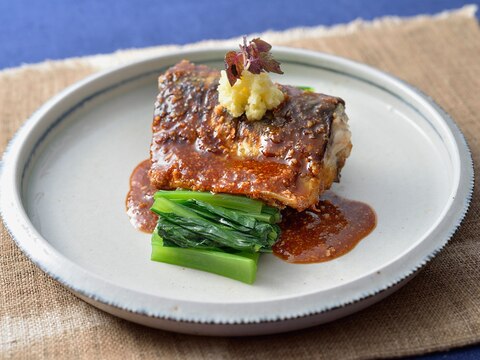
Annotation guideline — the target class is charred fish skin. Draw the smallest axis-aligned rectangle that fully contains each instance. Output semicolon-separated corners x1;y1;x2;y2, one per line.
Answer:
149;60;352;211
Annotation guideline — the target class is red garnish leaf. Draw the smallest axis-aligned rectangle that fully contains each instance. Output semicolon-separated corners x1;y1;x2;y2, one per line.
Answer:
250;38;272;53
246;56;264;74
224;36;283;85
224;51;244;86
259;52;283;74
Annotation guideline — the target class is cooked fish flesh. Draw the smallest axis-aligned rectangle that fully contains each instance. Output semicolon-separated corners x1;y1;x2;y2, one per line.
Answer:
149;60;352;211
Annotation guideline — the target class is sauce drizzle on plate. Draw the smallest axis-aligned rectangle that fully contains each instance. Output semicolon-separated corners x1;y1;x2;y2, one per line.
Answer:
273;192;376;263
127;161;376;262
126;159;158;233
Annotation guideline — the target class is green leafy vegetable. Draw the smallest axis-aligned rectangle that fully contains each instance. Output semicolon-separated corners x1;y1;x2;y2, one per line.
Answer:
150;190;283;283
225;36;283;86
156;212;264;252
296;86;315;92
151;198;280;252
154;190;264;213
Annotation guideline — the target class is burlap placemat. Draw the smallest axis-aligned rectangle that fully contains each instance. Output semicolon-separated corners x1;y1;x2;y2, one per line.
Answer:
1;6;479;359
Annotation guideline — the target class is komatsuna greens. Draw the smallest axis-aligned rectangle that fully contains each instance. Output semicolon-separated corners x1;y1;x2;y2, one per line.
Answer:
150;190;282;284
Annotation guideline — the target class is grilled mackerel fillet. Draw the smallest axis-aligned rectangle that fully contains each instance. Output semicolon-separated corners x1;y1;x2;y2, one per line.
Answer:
149;60;352;211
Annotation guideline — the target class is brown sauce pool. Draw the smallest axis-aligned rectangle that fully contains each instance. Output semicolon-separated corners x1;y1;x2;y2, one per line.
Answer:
273;192;376;263
127;161;376;262
126;159;158;233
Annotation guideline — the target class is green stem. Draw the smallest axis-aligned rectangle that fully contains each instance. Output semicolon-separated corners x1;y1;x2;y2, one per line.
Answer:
151;233;259;284
151;197;201;219
154;190;264;214
296;85;315;92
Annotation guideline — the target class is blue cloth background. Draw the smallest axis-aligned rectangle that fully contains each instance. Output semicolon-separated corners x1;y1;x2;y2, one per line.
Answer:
1;1;479;358
0;0;479;69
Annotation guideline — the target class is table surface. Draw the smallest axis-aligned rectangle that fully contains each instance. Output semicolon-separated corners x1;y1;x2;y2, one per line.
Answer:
1;1;479;359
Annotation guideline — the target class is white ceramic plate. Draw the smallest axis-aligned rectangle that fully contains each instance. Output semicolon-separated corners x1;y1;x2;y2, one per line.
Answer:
0;47;473;336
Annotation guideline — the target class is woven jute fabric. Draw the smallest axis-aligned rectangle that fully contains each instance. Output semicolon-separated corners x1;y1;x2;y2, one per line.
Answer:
1;6;479;359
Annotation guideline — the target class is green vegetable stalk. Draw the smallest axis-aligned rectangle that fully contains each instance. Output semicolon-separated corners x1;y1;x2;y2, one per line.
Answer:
150;190;282;284
296;86;315;92
154;190;265;213
151;232;259;284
